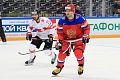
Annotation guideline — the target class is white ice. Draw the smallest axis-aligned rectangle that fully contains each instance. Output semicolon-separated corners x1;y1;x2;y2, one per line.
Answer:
0;38;120;80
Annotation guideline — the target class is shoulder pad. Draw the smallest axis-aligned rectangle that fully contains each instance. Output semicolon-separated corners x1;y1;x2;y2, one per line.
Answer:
62;17;65;20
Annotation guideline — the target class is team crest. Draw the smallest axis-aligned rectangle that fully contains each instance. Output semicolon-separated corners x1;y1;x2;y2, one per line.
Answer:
67;29;76;38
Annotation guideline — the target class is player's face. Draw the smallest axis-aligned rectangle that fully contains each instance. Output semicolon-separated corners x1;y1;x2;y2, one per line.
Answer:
32;14;39;20
65;10;74;18
117;0;120;5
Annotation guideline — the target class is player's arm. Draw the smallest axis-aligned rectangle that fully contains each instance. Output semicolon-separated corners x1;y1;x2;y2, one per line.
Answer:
80;16;90;35
27;21;34;32
26;21;34;41
56;19;66;41
54;23;64;50
54;19;67;50
46;19;55;35
80;16;90;44
44;18;55;42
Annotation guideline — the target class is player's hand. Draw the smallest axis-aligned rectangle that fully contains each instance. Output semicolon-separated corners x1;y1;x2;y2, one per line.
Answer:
48;34;53;42
26;32;32;41
118;9;120;13
55;40;62;50
82;34;90;44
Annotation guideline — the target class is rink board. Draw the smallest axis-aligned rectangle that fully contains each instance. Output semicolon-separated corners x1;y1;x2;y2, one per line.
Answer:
1;17;120;41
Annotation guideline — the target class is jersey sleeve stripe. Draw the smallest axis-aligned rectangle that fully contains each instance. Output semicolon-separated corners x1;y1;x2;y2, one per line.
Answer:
57;24;63;30
29;26;34;30
81;20;88;28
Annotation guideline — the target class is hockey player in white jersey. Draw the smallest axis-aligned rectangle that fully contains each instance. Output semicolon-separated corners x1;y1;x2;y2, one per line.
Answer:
25;9;57;66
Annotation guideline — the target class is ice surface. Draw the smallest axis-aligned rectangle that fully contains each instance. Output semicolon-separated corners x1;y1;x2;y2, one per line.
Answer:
0;38;120;80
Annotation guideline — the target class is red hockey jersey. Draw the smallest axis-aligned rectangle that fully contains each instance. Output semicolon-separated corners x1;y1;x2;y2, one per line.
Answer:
57;14;90;40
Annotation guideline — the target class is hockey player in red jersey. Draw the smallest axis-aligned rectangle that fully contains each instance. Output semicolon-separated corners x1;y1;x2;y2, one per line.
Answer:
52;4;90;75
25;9;57;66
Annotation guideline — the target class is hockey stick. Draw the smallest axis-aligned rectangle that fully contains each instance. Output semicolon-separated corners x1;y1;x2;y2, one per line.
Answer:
31;38;57;41
18;39;81;55
18;47;55;55
18;38;57;55
18;43;70;55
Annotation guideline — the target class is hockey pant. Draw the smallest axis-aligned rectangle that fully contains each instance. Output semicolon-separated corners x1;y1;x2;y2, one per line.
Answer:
57;40;86;68
29;36;55;59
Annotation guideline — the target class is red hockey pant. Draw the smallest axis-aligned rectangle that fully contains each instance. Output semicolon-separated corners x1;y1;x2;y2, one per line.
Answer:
57;40;86;68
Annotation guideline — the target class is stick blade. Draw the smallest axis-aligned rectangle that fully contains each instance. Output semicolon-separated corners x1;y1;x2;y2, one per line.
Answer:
18;52;29;55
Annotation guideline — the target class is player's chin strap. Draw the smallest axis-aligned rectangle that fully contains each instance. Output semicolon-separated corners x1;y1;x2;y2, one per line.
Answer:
63;38;82;53
33;16;40;23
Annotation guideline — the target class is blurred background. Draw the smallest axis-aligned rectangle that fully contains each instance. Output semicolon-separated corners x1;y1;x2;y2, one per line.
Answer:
0;0;120;17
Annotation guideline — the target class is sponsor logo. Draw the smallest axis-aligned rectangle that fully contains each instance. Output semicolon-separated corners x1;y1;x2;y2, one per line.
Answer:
2;25;28;32
90;23;120;31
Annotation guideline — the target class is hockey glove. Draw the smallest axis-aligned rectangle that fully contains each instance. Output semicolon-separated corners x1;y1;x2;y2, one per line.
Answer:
26;32;32;41
48;34;53;43
55;40;62;50
82;34;90;44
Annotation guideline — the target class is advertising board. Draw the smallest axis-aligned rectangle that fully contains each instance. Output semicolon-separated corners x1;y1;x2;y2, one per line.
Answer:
1;17;120;41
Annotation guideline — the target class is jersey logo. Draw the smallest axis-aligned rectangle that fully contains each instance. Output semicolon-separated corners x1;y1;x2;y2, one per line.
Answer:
67;29;76;38
76;15;79;19
41;19;44;22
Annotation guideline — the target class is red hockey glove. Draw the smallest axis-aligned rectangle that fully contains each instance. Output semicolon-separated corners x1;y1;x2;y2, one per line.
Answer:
55;40;62;50
48;34;53;42
26;32;32;41
82;34;90;44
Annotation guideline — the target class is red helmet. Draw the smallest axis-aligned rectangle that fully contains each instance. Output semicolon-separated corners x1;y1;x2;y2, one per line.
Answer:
65;4;75;11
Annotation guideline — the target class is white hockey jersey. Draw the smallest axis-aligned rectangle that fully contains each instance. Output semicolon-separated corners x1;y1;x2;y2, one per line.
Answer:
27;17;56;39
